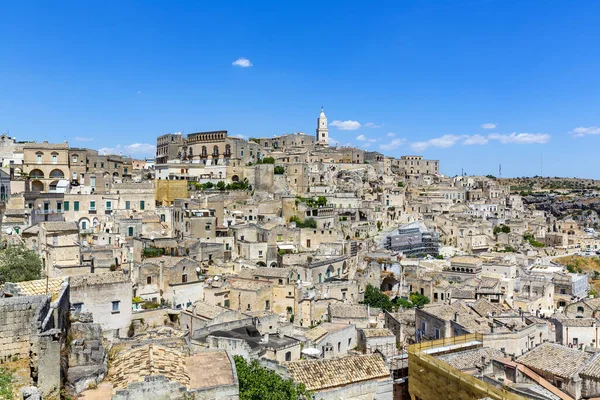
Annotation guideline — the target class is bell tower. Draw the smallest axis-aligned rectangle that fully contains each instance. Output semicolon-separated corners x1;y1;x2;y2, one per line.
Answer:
316;107;328;146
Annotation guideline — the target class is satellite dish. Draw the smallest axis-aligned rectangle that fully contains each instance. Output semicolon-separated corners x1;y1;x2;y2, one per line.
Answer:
196;267;201;273
150;236;155;240
214;276;220;281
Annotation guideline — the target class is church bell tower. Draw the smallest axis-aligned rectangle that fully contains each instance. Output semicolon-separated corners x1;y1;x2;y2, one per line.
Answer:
316;107;329;146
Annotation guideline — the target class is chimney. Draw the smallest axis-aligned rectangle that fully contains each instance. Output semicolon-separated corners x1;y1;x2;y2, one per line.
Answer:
490;324;495;333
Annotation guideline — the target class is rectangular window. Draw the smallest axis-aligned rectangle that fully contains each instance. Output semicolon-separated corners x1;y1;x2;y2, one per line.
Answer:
106;201;112;211
114;163;118;169
421;320;426;333
89;201;96;211
74;201;79;211
72;155;78;163
146;276;152;284
52;155;57;164
434;328;441;340
265;300;270;310
72;172;77;180
64;201;69;211
73;303;83;313
57;202;62;212
224;299;230;308
140;200;145;210
181;274;188;283
100;162;104;168
124;167;128;175
128;226;134;237
90;177;96;187
125;201;130;210
111;301;120;313
37;154;42;164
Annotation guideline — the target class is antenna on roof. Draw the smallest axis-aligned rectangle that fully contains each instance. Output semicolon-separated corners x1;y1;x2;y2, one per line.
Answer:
499;164;502;178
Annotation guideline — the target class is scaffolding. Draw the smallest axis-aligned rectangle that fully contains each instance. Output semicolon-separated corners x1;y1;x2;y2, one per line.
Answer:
408;334;527;400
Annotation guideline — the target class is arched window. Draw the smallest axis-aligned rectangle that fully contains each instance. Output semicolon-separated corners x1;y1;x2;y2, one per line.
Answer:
225;144;231;156
49;169;64;179
213;145;219;156
30;169;44;178
201;146;207;157
36;152;43;164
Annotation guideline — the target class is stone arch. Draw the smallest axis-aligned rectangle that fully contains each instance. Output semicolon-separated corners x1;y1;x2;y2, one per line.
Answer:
113;172;119;177
231;175;239;182
49;169;64;179
326;264;334;279
78;217;90;230
49;180;59;191
213;145;219;156
225;144;231;156
30;169;44;179
202;146;207;157
257;261;267;267
270;262;277;268
31;180;44;192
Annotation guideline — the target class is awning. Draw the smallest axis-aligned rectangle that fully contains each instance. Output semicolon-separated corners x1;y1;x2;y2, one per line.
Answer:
277;244;295;250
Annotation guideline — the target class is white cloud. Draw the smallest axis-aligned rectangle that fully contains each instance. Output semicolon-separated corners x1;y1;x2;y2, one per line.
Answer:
232;57;252;68
98;143;156;156
356;134;376;143
136;91;142;95
481;122;497;129
364;122;383;128
362;143;372;148
386;132;396;137
488;132;550;144
232;133;248;139
571;126;600;137
330;120;361;130
73;136;93;142
410;134;463;152
379;138;406;151
462;134;488;145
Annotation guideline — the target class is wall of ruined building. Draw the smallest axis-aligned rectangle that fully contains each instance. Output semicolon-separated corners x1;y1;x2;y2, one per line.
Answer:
206;335;255;360
0;295;48;362
113;375;189;400
66;322;107;394
192;317;253;340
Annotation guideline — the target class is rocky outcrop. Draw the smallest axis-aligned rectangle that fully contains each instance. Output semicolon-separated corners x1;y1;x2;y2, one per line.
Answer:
66;322;107;394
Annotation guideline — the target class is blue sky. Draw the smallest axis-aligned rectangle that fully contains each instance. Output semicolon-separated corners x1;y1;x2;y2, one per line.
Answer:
1;0;599;178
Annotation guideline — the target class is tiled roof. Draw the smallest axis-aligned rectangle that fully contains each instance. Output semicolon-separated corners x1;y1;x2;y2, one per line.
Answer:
470;299;507;318
286;354;390;391
516;343;592;379
556;318;600;327
305;326;328;342
186;350;236;389
110;344;189;390
238;267;291;279
70;272;129;287
329;304;368;319
451;256;482;265
41;221;79;232
437;347;505;371
23;142;68;149
4;277;65;299
580;353;600;379
188;301;230;320
227;278;272;292
361;328;394;338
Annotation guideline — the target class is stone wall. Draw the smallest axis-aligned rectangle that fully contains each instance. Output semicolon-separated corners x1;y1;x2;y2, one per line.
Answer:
66;322;107;394
0;295;48;362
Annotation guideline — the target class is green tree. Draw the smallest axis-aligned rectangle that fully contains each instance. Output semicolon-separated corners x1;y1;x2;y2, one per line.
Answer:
362;284;393;312
316;196;327;207
274;166;285;175
0;245;42;284
234;356;310;400
409;292;430;308
216;181;226;190
261;157;275;164
395;297;413;309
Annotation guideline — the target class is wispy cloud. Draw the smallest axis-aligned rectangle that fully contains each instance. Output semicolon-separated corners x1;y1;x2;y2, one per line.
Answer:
481;122;497;129
330;120;361;130
407;132;550;152
232;133;248;139
411;134;463;152
462;134;488;145
380;138;406;151
488;132;550;144
98;143;156;156
73;136;93;142
356;134;376;143
232;57;252;68
571;126;600;137
386;132;396;137
364;122;383;128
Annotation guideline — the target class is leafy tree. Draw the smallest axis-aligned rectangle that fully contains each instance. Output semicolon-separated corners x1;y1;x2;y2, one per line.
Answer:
362;284;393;312
260;157;275;164
397;182;404;188
493;224;511;235
316;196;328;207
274;166;285;175
289;216;317;229
409;292;430;308
234;356;310;400
395;297;413;309
216;181;226;190
0;245;42;284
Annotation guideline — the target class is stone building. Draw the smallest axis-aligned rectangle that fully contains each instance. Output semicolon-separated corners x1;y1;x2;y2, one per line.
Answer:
23;141;70;192
70;272;132;338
